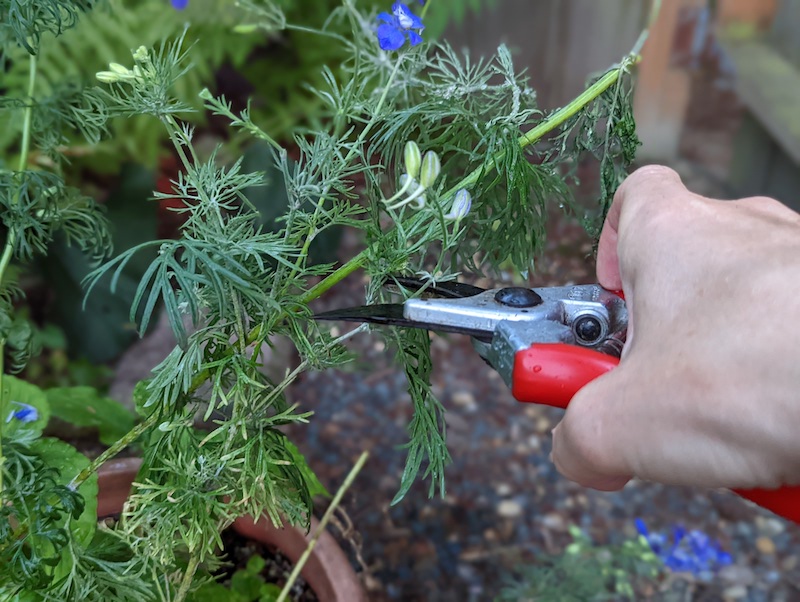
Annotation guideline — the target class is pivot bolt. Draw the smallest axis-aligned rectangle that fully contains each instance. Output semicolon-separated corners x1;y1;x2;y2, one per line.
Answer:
573;315;604;344
494;287;543;308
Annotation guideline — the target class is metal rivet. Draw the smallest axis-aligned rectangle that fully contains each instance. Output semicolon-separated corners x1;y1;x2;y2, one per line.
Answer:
494;287;543;308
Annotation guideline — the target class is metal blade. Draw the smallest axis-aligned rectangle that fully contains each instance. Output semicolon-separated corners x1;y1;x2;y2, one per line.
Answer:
313;303;483;337
387;276;486;299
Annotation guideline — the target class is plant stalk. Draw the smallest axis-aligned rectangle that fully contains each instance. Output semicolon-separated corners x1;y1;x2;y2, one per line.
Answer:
276;451;369;602
175;553;201;602
0;53;37;496
70;413;158;489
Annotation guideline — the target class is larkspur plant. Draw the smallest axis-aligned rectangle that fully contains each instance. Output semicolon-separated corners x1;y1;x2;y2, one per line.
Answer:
635;518;733;576
0;0;655;599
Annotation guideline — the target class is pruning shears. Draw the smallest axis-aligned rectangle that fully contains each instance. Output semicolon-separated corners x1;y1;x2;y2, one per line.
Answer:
315;276;800;524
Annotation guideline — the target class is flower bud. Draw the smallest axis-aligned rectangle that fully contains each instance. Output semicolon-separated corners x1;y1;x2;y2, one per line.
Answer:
445;189;471;220
233;23;259;34
132;46;150;62
419;150;441;188
403;141;421;180
109;62;130;75
96;71;121;84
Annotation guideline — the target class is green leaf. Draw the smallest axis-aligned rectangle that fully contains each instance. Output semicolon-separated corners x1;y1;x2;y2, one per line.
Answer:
46;386;136;445
259;583;282;602
0;375;50;437
245;555;266;574
230;566;265;601
30;438;98;548
285;440;329;498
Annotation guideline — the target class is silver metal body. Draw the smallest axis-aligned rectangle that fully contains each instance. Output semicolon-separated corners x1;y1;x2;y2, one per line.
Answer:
405;284;627;389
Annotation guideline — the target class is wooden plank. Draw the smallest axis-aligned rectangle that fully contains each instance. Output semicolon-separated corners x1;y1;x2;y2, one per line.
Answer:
446;0;647;109
722;38;800;165
716;0;778;29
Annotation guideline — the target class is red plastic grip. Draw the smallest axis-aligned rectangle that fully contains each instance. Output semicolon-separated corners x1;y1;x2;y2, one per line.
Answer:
511;343;800;523
511;343;619;409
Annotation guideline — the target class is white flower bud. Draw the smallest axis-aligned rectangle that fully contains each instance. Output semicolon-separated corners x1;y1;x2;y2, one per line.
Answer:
403;141;421;180
444;189;472;220
109;62;130;76
419;151;441;188
96;71;121;84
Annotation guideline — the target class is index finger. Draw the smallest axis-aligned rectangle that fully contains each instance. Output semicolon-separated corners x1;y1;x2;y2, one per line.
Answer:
595;165;685;290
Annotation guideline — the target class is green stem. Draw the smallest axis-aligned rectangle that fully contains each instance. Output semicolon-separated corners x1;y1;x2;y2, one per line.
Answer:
175;552;201;602
441;65;627;201
0;52;37;496
70;413;158;489
630;0;662;57
276;451;369;602
298;249;367;305
420;0;433;19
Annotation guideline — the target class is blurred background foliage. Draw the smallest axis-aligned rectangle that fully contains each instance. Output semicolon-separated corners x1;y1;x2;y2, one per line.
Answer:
0;0;496;379
1;0;496;171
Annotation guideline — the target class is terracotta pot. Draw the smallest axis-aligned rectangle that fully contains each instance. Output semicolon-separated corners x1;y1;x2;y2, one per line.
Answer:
97;457;367;602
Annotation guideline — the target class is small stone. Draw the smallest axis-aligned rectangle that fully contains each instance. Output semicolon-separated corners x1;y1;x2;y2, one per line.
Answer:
497;499;523;519
523;406;539;419
495;483;512;497
755;536;776;555
483;528;498;542
321;422;341;437
755;516;786;536
719;565;756;586
722;585;748;600
535;417;551;432
451;390;477;411
540;512;566;531
781;555;798;571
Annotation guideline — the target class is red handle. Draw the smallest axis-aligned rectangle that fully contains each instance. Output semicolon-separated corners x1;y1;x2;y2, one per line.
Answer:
511;343;800;523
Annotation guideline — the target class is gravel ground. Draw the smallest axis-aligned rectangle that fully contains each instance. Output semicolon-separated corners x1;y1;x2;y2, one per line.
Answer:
278;203;800;602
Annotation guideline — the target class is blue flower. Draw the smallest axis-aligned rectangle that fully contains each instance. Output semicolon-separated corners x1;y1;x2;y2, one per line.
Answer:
636;518;732;575
5;401;38;424
377;2;425;51
171;0;188;9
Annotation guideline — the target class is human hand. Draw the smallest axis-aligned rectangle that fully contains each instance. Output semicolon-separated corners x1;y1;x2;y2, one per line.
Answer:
551;165;800;492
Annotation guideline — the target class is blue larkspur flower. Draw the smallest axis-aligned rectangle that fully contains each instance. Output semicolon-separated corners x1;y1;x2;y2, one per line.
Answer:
636;518;732;575
171;0;188;10
5;401;38;424
377;2;425;51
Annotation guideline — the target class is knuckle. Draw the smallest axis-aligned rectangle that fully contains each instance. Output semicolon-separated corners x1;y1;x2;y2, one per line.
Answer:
560;395;619;475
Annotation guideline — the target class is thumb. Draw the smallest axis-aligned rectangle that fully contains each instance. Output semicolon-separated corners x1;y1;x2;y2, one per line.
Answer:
551;365;635;491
